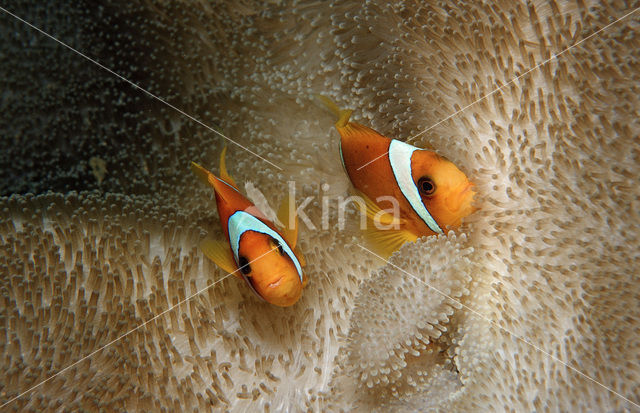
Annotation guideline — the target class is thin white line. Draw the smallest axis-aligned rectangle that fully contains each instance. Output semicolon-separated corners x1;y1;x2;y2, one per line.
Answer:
0;247;278;408
356;6;640;171
356;150;387;171
0;6;283;172
357;244;640;410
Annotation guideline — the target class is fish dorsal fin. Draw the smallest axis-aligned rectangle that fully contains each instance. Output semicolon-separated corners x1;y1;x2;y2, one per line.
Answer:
200;238;241;278
219;145;238;189
316;95;353;128
277;193;298;249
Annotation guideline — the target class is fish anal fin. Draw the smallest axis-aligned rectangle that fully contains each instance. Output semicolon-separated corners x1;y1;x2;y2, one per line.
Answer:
200;238;240;278
277;193;298;249
219;145;238;189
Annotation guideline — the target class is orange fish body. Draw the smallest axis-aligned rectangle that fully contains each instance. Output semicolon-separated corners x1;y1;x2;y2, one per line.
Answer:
320;96;475;256
191;147;307;307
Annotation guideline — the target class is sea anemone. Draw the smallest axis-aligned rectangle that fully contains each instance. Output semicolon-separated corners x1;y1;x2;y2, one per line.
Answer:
1;0;639;411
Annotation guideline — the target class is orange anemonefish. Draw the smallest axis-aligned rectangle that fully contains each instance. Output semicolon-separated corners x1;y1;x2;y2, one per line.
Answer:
319;96;476;257
190;147;307;307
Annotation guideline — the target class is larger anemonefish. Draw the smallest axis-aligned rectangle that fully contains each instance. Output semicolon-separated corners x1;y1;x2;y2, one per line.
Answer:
319;96;476;257
191;147;307;307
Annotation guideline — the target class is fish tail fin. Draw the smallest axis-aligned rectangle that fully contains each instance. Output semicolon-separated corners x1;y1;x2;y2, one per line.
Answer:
190;161;232;203
190;161;214;186
219;145;238;188
316;94;353;128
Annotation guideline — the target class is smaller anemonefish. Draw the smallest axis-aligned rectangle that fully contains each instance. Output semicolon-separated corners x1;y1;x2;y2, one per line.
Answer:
319;96;476;257
190;147;307;307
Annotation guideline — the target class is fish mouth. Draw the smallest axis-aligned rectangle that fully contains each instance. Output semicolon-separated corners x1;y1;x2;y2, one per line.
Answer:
268;276;283;288
445;182;475;213
460;182;474;195
461;183;476;210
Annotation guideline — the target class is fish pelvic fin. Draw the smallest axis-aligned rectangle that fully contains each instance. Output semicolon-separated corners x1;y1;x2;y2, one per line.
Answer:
219;145;238;189
316;94;353;128
200;238;241;278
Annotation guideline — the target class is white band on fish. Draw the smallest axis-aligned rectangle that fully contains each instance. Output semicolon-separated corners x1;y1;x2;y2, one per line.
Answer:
388;139;443;234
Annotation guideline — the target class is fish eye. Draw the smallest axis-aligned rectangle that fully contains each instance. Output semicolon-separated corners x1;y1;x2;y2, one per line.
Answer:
418;176;436;196
238;256;251;275
274;239;284;255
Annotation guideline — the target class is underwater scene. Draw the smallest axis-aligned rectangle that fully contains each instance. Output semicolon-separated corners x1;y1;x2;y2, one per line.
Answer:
0;1;638;411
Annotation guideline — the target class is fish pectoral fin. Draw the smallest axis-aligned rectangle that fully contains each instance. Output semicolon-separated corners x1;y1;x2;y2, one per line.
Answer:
219;145;238;189
353;190;415;258
354;189;405;228
315;94;353;128
199;238;240;278
363;224;417;259
277;193;298;249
